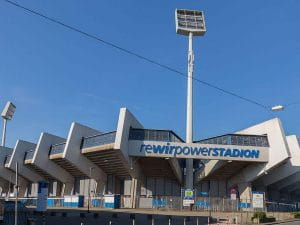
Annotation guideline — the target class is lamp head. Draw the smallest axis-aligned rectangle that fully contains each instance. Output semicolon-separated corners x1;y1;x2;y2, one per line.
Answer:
175;9;206;36
1;102;16;120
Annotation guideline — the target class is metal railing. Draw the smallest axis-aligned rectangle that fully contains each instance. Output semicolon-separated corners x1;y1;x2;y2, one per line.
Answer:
129;128;183;143
266;201;297;212
196;134;269;147
24;149;35;161
4;155;11;166
81;131;116;149
2;196;298;212
49;142;66;155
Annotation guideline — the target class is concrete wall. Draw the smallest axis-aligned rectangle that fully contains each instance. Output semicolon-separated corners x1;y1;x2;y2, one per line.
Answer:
228;118;290;194
0;146;28;196
115;107;143;164
32;132;74;195
139;176;181;196
195;180;227;198
0;177;9;196
63;122;107;194
7;140;43;183
262;135;300;189
275;172;300;190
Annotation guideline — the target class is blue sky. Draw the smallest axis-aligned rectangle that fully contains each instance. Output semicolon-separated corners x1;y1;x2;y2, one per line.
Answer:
0;0;299;147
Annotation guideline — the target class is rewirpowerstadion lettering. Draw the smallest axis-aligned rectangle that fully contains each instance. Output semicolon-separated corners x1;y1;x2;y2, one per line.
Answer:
139;143;260;159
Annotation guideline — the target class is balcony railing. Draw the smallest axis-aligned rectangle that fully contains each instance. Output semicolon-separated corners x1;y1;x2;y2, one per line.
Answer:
196;134;269;147
24;149;35;161
81;131;116;149
4;154;12;166
49;142;66;155
129;128;183;143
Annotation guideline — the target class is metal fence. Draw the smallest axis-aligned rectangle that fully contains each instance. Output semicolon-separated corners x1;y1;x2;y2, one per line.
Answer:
266;201;297;212
4;154;11;166
2;196;299;212
196;134;269;147
49;142;66;155
24;149;35;161
129;128;183;143
81;131;116;149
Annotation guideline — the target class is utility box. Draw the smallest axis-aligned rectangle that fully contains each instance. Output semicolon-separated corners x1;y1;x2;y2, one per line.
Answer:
63;195;84;208
104;194;120;209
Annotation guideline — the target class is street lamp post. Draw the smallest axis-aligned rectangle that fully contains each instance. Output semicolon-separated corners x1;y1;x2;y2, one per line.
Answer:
175;9;206;188
87;167;94;213
1;101;16;147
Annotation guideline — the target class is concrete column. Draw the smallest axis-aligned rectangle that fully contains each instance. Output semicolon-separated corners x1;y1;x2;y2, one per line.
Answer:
63;182;74;196
130;177;141;208
238;183;252;201
18;179;29;197
95;179;106;195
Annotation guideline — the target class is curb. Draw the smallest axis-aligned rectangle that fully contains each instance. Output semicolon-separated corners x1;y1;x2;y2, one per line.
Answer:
262;219;300;224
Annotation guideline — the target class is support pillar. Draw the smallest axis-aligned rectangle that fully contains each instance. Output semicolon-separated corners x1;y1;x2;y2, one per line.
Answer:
237;183;252;201
130;178;141;209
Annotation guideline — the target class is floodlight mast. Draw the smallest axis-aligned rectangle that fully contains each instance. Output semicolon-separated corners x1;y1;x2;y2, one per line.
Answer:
186;32;194;189
175;9;206;189
1;101;16;147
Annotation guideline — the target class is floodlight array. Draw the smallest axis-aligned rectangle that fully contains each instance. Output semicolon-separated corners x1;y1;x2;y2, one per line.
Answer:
175;9;206;36
1;102;16;120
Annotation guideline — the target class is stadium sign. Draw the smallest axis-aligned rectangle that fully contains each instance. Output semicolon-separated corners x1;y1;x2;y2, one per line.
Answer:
128;141;269;162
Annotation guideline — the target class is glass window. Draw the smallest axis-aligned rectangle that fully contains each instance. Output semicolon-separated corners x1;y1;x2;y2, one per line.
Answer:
256;137;263;146
250;137;256;146
261;137;269;147
244;136;250;146
231;136;238;145
217;137;223;145
237;136;243;146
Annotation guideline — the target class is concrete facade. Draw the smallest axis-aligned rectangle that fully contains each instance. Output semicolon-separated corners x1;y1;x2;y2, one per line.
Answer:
1;109;300;206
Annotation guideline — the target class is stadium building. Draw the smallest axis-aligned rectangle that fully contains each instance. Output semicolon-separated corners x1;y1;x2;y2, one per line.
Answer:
0;107;299;208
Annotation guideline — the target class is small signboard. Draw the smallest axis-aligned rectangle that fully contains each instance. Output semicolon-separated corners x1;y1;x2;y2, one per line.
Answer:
252;191;264;209
36;181;49;212
230;188;237;200
183;189;195;206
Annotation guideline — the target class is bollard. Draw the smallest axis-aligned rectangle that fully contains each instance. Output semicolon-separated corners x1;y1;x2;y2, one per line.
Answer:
130;214;136;225
196;217;199;225
148;215;154;225
208;216;210;225
168;216;172;225
183;217;186;225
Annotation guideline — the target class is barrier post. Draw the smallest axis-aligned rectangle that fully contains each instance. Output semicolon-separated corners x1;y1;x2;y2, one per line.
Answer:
130;214;135;225
166;215;172;225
